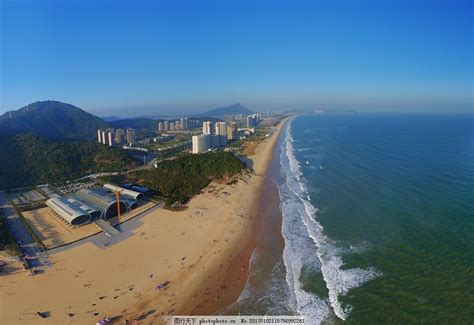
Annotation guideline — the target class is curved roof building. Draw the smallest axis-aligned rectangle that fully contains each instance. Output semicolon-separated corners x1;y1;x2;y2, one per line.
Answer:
66;197;101;219
45;197;91;226
75;188;126;219
122;198;139;210
103;184;144;200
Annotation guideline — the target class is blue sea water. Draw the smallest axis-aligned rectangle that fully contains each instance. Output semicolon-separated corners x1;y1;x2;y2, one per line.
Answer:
226;113;474;324
281;113;474;323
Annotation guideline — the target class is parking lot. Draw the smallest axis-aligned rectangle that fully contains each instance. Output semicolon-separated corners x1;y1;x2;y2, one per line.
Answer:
8;189;46;207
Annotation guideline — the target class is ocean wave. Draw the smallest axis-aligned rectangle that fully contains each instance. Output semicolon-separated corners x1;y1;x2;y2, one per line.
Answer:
279;118;380;322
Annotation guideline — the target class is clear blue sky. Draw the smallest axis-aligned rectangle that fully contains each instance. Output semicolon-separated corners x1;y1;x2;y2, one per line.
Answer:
1;0;473;116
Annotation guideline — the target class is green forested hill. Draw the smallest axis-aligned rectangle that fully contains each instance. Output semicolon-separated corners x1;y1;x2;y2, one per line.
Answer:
0;101;109;140
0;132;134;189
109;117;159;129
129;151;245;205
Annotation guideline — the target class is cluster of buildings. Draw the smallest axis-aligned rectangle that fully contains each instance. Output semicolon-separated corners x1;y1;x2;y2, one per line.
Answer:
45;184;145;226
192;121;239;154
97;128;136;146
157;117;198;132
247;114;262;127
97;113;262;154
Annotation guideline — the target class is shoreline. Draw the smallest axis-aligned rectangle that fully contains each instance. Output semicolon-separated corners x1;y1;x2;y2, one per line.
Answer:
178;117;290;317
216;118;288;316
0;118;290;324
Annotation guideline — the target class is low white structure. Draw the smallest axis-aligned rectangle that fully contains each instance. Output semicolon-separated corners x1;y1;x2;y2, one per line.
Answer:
103;183;144;200
46;196;91;226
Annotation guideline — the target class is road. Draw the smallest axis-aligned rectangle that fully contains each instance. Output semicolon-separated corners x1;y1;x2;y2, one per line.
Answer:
0;192;50;270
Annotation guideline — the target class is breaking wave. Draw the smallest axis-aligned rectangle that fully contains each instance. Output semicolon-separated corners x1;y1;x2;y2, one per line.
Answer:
279;117;379;322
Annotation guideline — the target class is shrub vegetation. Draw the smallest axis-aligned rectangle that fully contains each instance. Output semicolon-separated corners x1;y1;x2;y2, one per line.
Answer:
129;152;245;205
0;132;135;189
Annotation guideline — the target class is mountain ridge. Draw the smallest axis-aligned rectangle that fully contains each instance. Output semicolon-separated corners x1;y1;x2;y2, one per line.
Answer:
197;103;255;117
0;101;254;139
0;101;108;140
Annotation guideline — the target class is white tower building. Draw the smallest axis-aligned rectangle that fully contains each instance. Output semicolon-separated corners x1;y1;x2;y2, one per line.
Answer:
192;134;210;154
97;129;103;143
126;128;136;143
215;122;227;146
107;130;115;146
202;121;213;135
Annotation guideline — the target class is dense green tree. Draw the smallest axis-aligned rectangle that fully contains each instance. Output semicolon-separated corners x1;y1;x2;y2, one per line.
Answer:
0;100;109;140
0;132;135;188
129;152;245;205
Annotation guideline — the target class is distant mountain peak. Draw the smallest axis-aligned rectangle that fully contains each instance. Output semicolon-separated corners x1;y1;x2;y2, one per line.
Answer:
198;103;255;117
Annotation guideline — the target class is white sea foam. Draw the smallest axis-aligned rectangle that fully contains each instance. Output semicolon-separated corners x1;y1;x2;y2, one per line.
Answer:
279;118;380;322
236;248;261;302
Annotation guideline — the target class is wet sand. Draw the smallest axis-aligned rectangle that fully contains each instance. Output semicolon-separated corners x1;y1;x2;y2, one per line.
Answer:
217;125;288;316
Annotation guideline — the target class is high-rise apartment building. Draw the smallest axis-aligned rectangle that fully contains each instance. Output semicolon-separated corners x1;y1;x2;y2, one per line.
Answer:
97;129;103;143
215;122;227;135
126;128;136;143
164;120;170;131
180;117;188;130
226;127;235;140
107;130;115;146
210;134;220;148
158;122;164;132
115;129;125;144
192;134;210;154
215;122;227;146
247;114;261;127
202;121;213;135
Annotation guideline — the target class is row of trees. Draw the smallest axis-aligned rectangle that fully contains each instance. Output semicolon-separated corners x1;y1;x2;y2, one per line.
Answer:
0;132;136;189
129;151;245;205
0;208;21;256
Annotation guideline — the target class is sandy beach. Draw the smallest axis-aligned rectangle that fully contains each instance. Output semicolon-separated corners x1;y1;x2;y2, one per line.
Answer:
0;118;288;324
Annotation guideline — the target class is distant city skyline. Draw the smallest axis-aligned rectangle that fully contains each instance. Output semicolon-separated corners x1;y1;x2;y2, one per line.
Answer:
1;0;473;115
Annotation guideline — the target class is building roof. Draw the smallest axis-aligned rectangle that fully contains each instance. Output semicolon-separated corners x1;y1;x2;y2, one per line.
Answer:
45;196;91;226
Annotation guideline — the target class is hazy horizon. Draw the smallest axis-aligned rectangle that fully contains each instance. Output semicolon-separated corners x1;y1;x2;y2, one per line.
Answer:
1;0;473;116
